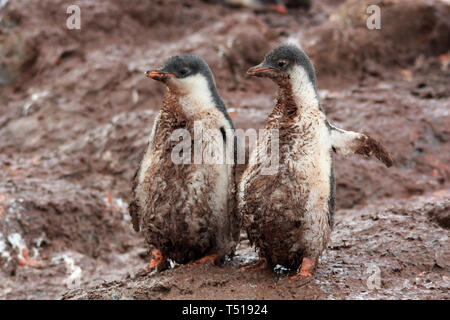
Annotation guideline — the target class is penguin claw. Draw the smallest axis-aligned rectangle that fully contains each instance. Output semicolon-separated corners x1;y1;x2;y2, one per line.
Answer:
289;269;313;280
287;257;315;285
188;254;219;268
136;265;157;277
287;273;313;287
136;249;166;277
240;258;267;272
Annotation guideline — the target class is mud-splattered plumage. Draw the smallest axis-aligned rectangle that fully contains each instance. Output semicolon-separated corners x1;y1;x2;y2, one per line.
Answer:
239;44;392;277
129;55;240;270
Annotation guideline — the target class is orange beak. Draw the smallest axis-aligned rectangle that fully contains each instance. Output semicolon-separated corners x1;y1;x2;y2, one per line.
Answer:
145;70;176;81
247;64;276;76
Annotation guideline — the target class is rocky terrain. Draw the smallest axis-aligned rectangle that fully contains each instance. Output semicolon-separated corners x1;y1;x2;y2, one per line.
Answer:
0;0;449;300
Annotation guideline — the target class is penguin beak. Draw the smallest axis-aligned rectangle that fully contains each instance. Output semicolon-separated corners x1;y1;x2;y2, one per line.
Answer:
247;63;276;77
145;70;176;81
269;4;287;14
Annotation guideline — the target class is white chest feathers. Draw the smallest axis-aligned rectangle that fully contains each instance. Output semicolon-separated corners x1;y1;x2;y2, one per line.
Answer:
169;74;218;118
289;65;319;111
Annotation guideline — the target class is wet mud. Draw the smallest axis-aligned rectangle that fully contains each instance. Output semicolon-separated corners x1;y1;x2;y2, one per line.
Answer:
0;0;449;299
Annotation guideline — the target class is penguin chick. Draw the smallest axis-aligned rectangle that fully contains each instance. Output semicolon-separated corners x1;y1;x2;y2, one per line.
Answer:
239;44;392;283
129;54;240;274
222;0;288;14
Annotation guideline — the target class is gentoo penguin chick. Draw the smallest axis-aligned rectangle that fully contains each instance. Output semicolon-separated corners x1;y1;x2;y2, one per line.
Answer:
220;0;288;14
129;54;240;274
239;44;392;282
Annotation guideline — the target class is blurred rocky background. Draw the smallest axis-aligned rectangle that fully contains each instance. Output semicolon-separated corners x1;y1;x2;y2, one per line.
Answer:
0;0;449;299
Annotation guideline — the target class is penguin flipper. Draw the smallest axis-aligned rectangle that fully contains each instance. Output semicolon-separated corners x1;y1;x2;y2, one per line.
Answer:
129;113;163;232
329;123;393;168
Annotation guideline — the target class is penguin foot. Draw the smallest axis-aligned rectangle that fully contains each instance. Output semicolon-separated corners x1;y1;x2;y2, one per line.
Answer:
288;257;315;285
17;248;41;267
136;249;167;276
240;258;267;272
287;274;313;287
189;254;219;267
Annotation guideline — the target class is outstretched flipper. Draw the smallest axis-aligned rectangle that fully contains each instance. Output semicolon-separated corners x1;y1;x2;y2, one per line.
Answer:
328;122;393;167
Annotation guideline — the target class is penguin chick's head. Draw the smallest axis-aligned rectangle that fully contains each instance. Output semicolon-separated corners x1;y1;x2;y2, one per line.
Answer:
247;44;316;88
146;54;217;96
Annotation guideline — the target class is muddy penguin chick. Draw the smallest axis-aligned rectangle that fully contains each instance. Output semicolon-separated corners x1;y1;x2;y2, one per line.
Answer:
129;54;240;274
239;44;392;283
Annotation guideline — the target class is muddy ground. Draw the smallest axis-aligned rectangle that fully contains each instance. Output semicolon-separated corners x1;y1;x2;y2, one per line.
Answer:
0;0;449;300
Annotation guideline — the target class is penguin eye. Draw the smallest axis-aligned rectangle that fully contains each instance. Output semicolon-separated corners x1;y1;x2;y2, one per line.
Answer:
277;60;287;68
179;68;189;77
